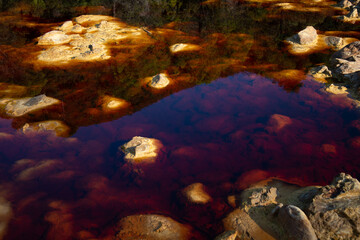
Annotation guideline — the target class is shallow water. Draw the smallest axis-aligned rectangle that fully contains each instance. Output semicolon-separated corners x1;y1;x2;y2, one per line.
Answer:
1;0;360;239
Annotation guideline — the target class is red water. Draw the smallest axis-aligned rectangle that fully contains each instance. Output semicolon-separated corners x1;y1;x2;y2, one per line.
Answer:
1;72;360;239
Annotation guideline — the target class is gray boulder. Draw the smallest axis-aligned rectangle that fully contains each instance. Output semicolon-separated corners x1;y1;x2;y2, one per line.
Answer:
293;26;318;45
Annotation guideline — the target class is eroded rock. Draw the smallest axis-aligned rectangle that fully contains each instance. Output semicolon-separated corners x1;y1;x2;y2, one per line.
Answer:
120;136;163;163
2;94;60;117
214;230;237;240
289;26;318;45
115;214;191;240
325;36;344;49
308;173;360;239
38;30;71;45
182;183;212;204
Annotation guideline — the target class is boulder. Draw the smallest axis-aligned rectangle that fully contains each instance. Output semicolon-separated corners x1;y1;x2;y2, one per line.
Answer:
115;214;192;240
21;120;71;137
246;187;277;206
330;41;360;80
277;205;317;240
38;30;71;45
308;173;360;239
290;26;318;45
149;74;170;89
331;41;360;61
120;136;163;163
2;94;60;117
182;183;212;204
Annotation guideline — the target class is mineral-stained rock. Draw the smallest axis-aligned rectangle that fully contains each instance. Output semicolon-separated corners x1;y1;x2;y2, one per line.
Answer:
115;214;192;240
58;21;74;33
2;94;60;117
308;173;360;239
332;41;360;61
21;120;71;137
290;26;318;45
214;230;237;240
120;136;163;163
74;15;116;25
182;183;212;204
169;43;201;53
247;187;277;207
38;30;71;45
277;205;317;240
149;73;170;89
325;36;344;49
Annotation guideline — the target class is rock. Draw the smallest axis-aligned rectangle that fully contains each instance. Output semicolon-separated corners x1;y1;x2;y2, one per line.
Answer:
149;73;170;89
247;187;277;207
308;173;360;239
266;114;292;133
21;120;71;137
347;7;359;18
338;0;353;8
58;21;73;33
290;26;318;45
38;30;71;45
101;95;129;111
115;214;192;240
309;65;332;79
332;41;360;61
182;183;212;204
325;36;344;49
74;15;116;25
170;43;201;53
0;197;12;240
71;24;85;34
120;136;163;163
2;94;60;117
277;205;317;240
325;84;348;94
214;230;237;240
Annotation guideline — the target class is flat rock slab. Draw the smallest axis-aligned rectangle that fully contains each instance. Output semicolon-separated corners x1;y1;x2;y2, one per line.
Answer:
120;136;163;163
115;214;192;240
38;30;71;45
2;94;60;117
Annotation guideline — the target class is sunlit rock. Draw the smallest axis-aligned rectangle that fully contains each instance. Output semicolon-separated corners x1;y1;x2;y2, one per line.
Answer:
0;197;12;240
2;94;60;117
325;84;348;95
74;15;116;25
21;120;70;137
337;0;353;8
58;21;73;33
115;214;192;240
101;95;129;111
276;205;317;240
149;73;170;89
325;36;344;49
289;26;318;45
120;136;163;163
330;41;360;80
266;114;292;133
170;43;201;53
71;24;85;34
308;173;360;239
38;30;71;45
182;183;212;204
214;231;237;240
245;187;277;207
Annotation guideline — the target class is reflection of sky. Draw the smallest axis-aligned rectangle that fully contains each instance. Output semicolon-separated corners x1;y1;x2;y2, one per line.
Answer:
1;72;360;239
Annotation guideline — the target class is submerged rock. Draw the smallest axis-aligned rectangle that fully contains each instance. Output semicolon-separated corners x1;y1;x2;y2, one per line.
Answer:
266;114;292;133
21;120;70;137
115;214;192;240
277;205;317;240
325;36;344;49
0;197;12;240
38;30;71;45
182;183;212;204
2;94;60;117
308;173;360;239
149;73;170;89
120;136;163;163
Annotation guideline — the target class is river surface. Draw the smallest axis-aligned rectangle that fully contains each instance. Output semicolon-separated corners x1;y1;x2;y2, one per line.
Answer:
0;0;360;239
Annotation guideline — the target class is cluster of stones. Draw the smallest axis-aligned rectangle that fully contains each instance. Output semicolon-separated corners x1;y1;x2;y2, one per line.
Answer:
337;0;360;21
217;173;360;240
